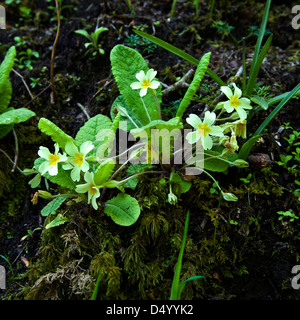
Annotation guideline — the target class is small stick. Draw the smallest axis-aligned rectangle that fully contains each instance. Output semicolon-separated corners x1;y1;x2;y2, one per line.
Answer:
11;128;19;172
0;147;24;174
77;103;90;120
162;69;194;97
50;0;61;103
12;68;34;99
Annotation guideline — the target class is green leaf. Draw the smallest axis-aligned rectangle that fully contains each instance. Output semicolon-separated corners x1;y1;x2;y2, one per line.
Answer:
254;83;300;137
177;276;204;299
34;157;77;190
0;46;16;89
110;45;161;125
246;0;271;96
0;124;14;139
0;108;35;125
38;117;74;150
246;34;273;97
170;210;189;300
75;114;112;156
94;159;115;185
238;135;260;160
74;29;91;41
90;266;103;300
176;52;211;118
130;117;182;138
41;196;68;217
110;95;143;130
96;112;120;160
170;172;191;193
203;150;234;172
0;80;12;113
251;96;269;110
134;30;226;87
92;27;108;44
104;193;140;226
45;213;68;230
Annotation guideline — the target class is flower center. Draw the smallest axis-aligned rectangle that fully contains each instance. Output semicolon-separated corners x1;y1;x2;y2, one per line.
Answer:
74;152;84;167
198;123;211;137
230;94;241;109
89;185;98;195
141;78;151;89
48;152;60;166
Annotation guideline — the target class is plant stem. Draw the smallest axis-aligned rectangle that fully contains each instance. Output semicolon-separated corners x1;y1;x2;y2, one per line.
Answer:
140;96;152;122
50;0;61;103
150;89;161;120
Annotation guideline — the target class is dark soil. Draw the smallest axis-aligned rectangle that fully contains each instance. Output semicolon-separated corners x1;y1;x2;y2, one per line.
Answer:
0;0;299;300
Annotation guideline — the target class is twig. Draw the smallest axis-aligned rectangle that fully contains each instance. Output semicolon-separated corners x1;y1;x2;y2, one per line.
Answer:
50;0;61;103
12;68;34;99
11;128;19;172
77;103;90;120
0;147;24;175
162;69;194;97
21;78;64;109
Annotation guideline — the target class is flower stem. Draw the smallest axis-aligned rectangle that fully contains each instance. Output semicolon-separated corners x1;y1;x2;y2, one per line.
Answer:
150;89;161;120
140;96;152;123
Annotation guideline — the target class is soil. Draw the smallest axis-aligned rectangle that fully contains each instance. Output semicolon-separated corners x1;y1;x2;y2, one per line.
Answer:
0;0;299;300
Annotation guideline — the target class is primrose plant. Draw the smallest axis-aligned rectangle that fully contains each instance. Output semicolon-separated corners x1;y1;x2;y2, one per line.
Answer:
28;43;254;230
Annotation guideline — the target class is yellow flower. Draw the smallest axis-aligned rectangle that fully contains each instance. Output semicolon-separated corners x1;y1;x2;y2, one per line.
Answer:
38;144;67;176
75;171;100;210
130;69;160;97
220;83;252;120
63;141;94;182
186;111;224;150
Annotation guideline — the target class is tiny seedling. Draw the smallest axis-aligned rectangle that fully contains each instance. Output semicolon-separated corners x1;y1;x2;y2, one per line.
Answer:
277;210;299;222
75;26;108;58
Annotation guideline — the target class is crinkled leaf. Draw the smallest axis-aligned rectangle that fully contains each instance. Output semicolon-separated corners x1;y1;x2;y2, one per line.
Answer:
0;46;16;89
38;117;74;150
96;112;120;160
0;108;35;125
41;196;67;217
104;193;140;226
110;45;162;125
94;159;115;185
0;80;12;113
176;52;211;118
110;95;143;131
75;114;112;156
34;157;76;190
45;213;68;229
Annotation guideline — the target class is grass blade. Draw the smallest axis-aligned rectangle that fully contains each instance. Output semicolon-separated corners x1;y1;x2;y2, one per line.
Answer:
246;34;273;97
246;0;272;96
170;0;178;18
254;83;300;136
238;135;260;160
170;210;190;300
267;89;300;106
90;266;103;300
134;30;226;87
